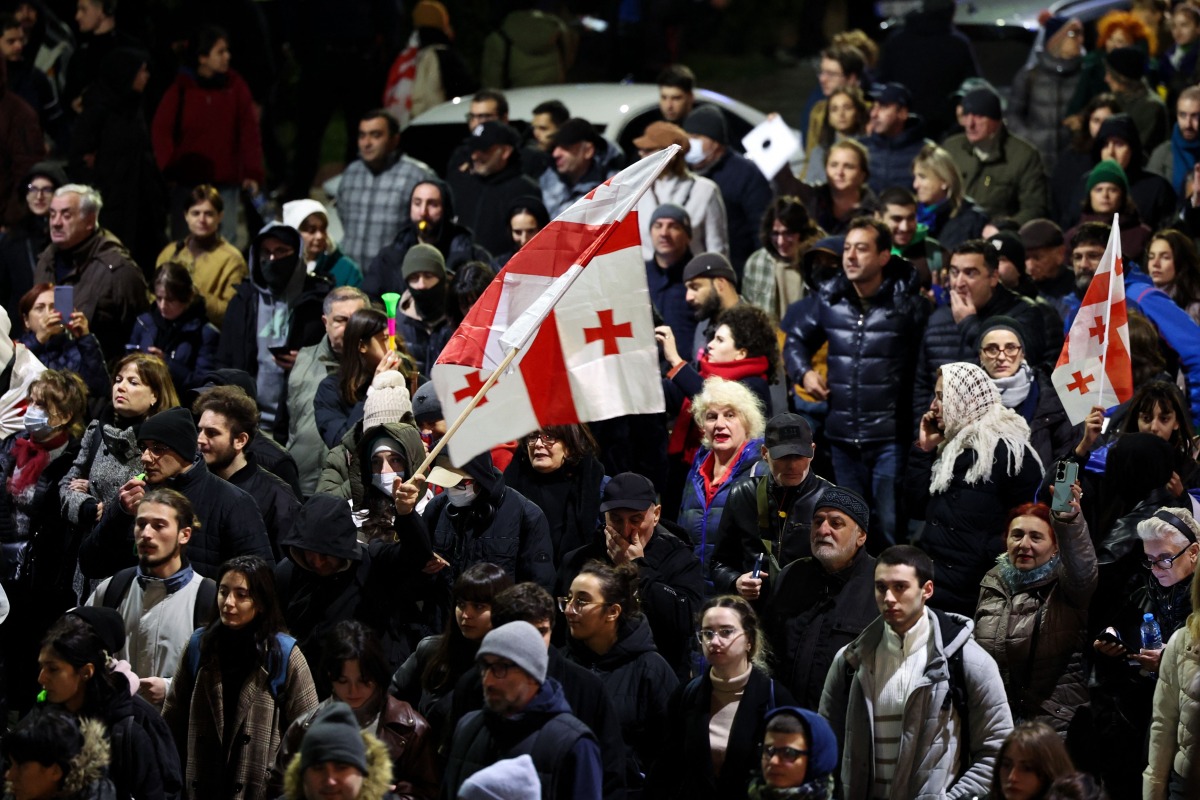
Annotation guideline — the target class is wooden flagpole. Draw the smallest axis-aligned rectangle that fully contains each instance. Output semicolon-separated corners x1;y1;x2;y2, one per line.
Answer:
410;346;521;479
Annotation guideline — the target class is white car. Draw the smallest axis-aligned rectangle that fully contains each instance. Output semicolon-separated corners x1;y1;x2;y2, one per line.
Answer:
401;83;769;176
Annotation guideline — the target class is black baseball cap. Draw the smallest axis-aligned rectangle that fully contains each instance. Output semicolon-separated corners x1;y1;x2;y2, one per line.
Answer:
764;413;814;459
599;472;658;513
552;117;602;149
870;82;911;107
465;120;520;151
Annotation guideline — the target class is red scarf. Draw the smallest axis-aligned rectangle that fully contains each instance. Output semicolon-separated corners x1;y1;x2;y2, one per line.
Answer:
8;431;69;495
667;354;770;459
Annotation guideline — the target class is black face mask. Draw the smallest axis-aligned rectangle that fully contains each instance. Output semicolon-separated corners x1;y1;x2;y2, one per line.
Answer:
411;285;447;320
261;253;299;294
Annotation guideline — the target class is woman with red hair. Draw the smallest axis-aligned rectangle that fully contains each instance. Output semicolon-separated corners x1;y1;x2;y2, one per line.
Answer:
1068;10;1158;117
974;491;1099;734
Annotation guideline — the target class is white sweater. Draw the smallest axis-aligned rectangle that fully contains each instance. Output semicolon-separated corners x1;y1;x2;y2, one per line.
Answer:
872;611;931;799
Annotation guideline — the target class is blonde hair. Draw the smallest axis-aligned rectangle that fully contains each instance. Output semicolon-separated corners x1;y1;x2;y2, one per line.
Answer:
914;142;965;212
691;377;766;447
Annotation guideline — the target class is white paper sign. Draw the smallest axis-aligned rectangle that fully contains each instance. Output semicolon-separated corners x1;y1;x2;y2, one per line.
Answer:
741;116;801;180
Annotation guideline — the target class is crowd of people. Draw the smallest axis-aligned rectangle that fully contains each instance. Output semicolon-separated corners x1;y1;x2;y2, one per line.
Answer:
4;0;1200;799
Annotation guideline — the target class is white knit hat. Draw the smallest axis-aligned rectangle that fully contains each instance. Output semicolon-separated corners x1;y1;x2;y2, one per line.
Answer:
362;371;412;430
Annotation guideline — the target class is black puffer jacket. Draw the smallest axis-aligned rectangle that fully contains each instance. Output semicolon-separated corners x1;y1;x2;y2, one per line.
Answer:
783;257;930;444
78;456;273;579
913;285;1050;425
422;452;555;590
226;451;300;561
74;685;183;800
564;617;678;789
708;469;833;596
906;441;1043;616
275;493;438;684
763;550;878;710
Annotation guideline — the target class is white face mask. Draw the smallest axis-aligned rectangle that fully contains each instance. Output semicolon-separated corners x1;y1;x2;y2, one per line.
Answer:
445;483;478;507
372;471;404;495
684;137;707;166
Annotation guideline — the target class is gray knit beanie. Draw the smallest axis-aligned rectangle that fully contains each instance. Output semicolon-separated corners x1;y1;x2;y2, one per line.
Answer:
401;244;447;281
476;622;548;684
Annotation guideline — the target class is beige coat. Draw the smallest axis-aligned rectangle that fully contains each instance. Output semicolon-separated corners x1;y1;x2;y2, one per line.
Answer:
1145;626;1200;798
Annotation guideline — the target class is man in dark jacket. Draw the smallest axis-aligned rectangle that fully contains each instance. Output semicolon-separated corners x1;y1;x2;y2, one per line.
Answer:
710;413;833;599
32;184;148;360
449;583;627;800
193;386;300;561
539;117;622;218
443;621;604;800
763;487;877;710
448;121;541;257
79;407;273;580
424;451;555;590
646;203;696;349
555;472;703;680
860;83;931;195
362;178;491;300
275;490;438;689
783;218;930;545
913;239;1050;426
682;106;771;275
215;222;331;435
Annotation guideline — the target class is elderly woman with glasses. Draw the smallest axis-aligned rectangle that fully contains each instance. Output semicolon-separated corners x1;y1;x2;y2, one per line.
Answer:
561;559;679;795
646;595;796;800
503;424;608;562
976;317;1075;469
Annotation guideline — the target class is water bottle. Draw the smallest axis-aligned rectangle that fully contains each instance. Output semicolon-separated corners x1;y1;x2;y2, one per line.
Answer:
1141;613;1163;651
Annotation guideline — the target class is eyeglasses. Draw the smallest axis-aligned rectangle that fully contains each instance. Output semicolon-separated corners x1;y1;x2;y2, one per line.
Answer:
479;659;516;678
1143;543;1194;570
27;184;54;197
696;627;744;645
263;247;296;261
557;596;606;613
141;442;171;458
980;343;1022;358
762;745;809;762
770;229;799;240
526;432;559;446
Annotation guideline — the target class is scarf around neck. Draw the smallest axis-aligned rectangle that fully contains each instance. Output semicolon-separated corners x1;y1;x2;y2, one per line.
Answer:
667;355;770;457
991;361;1035;409
1170;123;1200;194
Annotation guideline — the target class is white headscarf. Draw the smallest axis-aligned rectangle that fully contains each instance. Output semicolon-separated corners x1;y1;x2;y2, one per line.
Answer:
930;362;1040;494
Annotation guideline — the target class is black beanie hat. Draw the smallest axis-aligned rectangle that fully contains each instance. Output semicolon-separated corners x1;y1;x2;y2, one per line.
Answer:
683;106;728;146
138;407;197;462
299;703;369;775
67;607;127;655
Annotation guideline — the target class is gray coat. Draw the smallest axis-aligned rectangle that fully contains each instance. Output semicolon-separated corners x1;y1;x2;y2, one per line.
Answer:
819;608;1014;800
285;337;339;496
59;419;141;525
1007;50;1082;176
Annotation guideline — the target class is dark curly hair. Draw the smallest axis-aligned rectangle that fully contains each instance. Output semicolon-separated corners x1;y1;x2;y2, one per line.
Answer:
759;196;821;261
714;304;780;382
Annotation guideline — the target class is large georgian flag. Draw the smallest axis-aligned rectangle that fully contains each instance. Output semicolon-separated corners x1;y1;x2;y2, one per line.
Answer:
430;148;676;466
1051;215;1133;424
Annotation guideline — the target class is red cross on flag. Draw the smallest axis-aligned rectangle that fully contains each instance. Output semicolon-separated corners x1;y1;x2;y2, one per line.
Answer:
429;147;676;466
1051;216;1133;424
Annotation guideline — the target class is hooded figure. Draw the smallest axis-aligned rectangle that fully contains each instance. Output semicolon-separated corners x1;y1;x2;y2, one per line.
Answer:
907;362;1044;615
215;222;331;433
0;161;67;327
422;451;555;591
275;489;441;687
2;708;118;800
281;199;364;288
362;178;493;299
746;707;839;799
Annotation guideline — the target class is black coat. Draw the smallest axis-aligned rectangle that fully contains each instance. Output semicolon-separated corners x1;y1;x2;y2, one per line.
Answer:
449;647;628;800
646;667;795;800
275;501;436;685
128;299;218;393
395;310;455;377
247;435;303;500
704;150;772;274
905;441;1043;615
0;212;47;326
78;457;273;579
563;617;679;789
556;523;704;681
225;452;300;561
504;453;606;562
446;159;541;257
763;550;878;709
708;469;834;597
75;687;183;800
925;196;988;252
362;222;491;301
783;257;930;444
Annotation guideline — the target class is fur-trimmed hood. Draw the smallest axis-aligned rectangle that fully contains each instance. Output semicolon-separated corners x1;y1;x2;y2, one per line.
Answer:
60;717;116;799
283;728;393;800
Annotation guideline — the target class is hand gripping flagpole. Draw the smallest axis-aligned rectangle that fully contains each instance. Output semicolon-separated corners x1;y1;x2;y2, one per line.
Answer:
407;144;681;480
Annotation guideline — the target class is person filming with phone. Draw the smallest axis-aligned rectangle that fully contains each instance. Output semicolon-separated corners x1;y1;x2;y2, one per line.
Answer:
16;282;109;402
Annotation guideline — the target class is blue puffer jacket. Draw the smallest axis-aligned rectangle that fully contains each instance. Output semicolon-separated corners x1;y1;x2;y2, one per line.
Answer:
128;298;219;393
19;331;109;400
783;257;930;445
676;438;764;580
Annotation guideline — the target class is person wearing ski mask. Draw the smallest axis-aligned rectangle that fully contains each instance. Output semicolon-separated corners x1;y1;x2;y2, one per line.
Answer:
423;451;556;592
216;222;331;435
385;244;453;376
362;178;492;302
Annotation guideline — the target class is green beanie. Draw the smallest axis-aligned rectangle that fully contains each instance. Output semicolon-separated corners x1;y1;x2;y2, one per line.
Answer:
401;244;447;282
1086;159;1128;195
